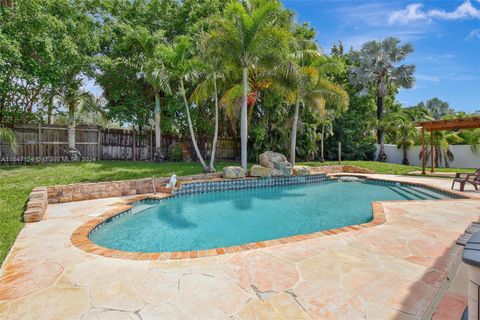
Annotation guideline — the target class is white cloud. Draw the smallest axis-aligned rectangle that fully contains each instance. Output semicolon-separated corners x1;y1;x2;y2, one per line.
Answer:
416;74;440;83
466;29;480;40
388;1;480;25
388;4;428;25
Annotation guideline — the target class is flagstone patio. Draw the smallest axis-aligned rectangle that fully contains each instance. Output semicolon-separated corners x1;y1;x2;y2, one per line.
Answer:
0;175;479;319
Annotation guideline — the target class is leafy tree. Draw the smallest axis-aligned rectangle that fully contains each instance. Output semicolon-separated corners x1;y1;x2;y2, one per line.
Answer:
417;97;454;120
349;37;415;161
54;81;96;157
0;0;98;125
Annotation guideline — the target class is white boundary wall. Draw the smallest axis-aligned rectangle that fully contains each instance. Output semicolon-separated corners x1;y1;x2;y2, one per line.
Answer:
375;144;480;168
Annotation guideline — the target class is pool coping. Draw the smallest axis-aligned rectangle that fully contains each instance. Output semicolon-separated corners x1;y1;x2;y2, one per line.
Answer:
70;174;474;261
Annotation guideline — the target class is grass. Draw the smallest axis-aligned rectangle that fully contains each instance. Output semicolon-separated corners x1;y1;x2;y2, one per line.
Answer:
0;160;233;263
0;159;475;263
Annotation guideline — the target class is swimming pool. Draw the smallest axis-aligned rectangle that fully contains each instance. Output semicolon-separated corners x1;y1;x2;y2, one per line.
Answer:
89;179;453;253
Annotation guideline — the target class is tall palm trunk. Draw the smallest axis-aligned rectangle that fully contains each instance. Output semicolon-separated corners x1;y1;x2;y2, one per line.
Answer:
240;67;248;170
181;79;208;172
320;122;325;162
289;98;300;166
154;92;162;161
376;94;385;161
67;104;75;150
209;76;219;171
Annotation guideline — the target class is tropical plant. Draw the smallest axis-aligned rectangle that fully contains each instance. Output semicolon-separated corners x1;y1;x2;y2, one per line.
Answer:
418;130;463;168
383;111;418;165
349;37;415;161
418;97;454;120
54;81;96;157
0;127;16;153
204;0;291;169
190;35;229;172
318;109;335;162
159;36;210;171
285;57;349;166
123;25;171;161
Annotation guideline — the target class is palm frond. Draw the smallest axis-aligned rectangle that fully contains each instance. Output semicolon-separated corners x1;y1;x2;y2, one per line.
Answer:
0;127;17;153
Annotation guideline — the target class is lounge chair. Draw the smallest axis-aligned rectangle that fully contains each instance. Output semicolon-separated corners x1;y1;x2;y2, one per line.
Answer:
451;169;480;191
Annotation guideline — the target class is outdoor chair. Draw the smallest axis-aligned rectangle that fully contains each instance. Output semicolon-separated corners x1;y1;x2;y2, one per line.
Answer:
451;169;480;191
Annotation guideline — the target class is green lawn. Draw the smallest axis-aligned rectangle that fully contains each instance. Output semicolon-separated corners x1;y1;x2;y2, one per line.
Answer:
0;161;234;263
0;160;475;263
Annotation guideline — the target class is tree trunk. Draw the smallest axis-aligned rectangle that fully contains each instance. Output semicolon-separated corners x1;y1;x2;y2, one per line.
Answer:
320;123;325;162
181;79;208;171
376;94;385;161
240;67;248;170
47;92;54;125
209;76;219;172
154;92;162;161
68;105;75;150
290;99;300;166
402;145;409;165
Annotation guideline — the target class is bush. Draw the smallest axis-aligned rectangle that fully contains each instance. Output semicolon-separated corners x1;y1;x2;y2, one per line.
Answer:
167;143;184;161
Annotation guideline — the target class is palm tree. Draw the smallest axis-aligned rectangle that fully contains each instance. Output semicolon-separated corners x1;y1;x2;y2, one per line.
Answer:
204;0;291;170
318;109;335;162
160;36;209;172
284;60;349;165
419;130;463;168
124;25;171;162
349;37;415;161
384;112;418;165
55;81;95;159
190;41;226;172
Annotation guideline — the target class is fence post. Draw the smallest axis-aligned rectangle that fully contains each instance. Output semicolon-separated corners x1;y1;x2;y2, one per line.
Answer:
97;128;101;161
38;123;42;158
132;128;136;161
150;129;153;161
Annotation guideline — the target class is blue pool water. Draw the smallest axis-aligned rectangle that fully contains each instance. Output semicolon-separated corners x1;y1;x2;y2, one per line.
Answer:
90;180;450;252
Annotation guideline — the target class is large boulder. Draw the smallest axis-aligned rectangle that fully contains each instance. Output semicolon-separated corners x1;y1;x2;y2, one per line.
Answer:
258;151;293;177
250;165;273;177
222;166;246;179
293;166;311;176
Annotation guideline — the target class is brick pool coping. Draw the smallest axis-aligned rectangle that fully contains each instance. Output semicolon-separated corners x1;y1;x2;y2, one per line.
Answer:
70;175;473;261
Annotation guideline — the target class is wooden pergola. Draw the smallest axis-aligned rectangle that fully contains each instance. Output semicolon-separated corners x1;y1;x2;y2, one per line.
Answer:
416;117;480;175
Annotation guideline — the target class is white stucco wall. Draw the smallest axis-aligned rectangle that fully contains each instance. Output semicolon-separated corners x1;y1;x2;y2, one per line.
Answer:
375;144;480;168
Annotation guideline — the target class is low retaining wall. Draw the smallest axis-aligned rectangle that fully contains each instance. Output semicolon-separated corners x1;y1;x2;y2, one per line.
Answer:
24;187;48;222
24;165;371;222
47;172;223;204
308;165;374;174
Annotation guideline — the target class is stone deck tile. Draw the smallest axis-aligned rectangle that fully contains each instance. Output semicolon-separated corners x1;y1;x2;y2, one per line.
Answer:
0;175;478;319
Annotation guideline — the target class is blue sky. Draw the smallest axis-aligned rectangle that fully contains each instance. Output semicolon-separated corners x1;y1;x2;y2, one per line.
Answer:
281;0;480;112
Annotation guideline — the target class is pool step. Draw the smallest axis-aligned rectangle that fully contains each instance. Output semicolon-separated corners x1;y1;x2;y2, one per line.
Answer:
405;186;444;200
398;186;432;200
131;204;155;215
386;186;417;200
456;222;480;246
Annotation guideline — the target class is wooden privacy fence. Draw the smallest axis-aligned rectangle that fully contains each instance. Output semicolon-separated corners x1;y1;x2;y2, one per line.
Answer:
0;124;238;162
